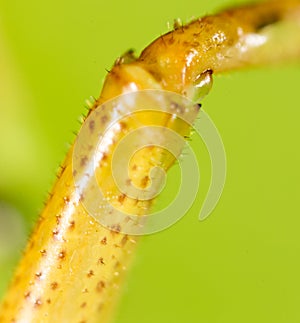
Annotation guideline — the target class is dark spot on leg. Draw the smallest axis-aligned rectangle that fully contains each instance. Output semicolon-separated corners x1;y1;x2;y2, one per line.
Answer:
120;235;128;246
80;156;88;167
141;176;150;188
69;220;75;230
24;291;31;299
87;270;94;278
98;257;105;265
101;237;107;245
96;281;106;293
63;196;70;204
56;165;66;179
51;282;58;290
89;120;95;133
40;249;47;257
56;214;61;225
117;194;126;204
58;250;66;260
119;121;127;130
110;224;121;234
29;240;35;250
34;298;42;308
168;37;175;45
101;115;108;124
52;229;59;239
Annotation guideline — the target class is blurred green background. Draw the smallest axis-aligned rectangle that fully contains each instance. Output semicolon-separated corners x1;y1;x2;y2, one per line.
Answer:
0;0;299;322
